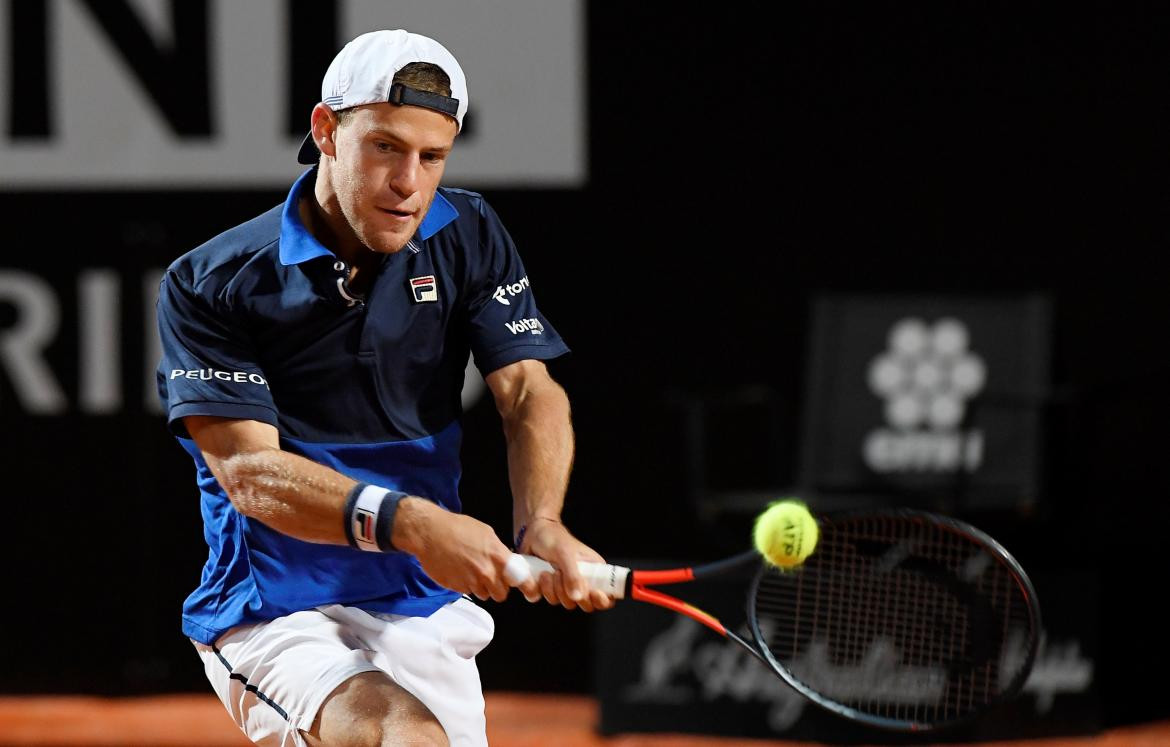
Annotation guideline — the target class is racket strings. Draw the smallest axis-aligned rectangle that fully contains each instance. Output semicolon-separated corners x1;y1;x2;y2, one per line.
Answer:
753;514;1035;725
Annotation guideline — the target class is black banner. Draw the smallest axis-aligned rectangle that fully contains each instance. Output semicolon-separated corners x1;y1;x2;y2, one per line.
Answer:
800;295;1051;512
595;564;1099;743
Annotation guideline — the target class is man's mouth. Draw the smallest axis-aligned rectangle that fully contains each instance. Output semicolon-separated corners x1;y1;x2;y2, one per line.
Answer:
379;207;414;218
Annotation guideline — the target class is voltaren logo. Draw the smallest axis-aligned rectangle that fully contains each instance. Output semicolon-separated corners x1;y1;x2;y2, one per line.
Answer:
505;318;544;335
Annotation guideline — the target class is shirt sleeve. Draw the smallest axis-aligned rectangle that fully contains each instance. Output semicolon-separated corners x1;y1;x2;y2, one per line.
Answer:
464;199;570;375
155;269;279;437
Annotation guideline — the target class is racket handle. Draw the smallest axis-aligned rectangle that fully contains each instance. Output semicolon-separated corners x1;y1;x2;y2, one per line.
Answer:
504;553;629;599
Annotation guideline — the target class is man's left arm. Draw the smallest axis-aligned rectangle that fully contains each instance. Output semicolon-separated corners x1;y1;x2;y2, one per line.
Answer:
485;358;614;612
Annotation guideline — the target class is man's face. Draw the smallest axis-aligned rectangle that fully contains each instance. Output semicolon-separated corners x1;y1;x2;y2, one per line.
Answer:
326;103;457;254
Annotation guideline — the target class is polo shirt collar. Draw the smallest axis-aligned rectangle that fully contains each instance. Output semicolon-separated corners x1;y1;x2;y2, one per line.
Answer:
279;168;460;266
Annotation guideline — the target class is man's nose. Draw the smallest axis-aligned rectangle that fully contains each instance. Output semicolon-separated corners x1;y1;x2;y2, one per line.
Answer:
390;155;420;197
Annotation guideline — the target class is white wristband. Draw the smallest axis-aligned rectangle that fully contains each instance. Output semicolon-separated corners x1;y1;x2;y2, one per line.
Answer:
343;483;406;552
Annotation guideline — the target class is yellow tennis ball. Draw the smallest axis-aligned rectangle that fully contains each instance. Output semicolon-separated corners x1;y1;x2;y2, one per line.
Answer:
753;500;819;568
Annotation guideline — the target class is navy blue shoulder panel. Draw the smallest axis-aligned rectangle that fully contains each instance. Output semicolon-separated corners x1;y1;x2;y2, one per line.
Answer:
157;205;287;438
168;204;283;294
425;188;571;376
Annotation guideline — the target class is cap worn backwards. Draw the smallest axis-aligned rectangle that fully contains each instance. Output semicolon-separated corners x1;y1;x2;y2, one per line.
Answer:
297;29;469;164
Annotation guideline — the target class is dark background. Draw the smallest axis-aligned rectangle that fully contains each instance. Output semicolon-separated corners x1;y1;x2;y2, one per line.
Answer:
2;2;1167;732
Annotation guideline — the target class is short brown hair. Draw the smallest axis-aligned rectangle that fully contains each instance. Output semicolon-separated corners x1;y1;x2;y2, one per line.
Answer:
335;62;452;126
394;62;452;98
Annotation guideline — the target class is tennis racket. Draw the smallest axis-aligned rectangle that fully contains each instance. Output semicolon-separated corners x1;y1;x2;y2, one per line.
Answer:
506;508;1041;732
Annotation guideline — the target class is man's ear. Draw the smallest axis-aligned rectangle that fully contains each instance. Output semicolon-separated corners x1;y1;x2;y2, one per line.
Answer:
309;103;339;159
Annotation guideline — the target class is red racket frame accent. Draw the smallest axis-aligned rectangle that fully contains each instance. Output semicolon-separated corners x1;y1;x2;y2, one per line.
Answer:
632;568;694;585
628;568;728;635
630;585;727;634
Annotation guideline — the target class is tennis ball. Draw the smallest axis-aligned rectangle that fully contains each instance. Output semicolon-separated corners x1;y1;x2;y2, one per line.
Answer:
753;500;819;568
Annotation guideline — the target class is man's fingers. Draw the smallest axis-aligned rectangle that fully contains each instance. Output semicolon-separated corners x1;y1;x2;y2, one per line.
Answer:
568;588;613;613
517;578;541;603
537;568;559;605
530;556;610;611
559;561;588;603
590;588;615;611
521;553;615;610
530;563;572;609
489;582;509;603
541;570;576;609
553;570;581;611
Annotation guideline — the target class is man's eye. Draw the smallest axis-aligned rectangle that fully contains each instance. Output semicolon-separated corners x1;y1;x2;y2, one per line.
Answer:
374;142;393;152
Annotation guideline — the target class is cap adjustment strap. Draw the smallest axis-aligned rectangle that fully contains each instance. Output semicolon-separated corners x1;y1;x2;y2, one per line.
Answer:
387;82;460;119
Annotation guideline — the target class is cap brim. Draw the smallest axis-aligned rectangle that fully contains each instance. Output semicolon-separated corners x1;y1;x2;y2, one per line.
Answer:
296;131;319;164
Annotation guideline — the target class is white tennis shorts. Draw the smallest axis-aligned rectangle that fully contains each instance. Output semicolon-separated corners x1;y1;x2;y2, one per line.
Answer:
192;598;494;747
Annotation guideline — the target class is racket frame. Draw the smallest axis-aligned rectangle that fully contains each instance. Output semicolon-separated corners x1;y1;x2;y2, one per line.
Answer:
746;508;1042;732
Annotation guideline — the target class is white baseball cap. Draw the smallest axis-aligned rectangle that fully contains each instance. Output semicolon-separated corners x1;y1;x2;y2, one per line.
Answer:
297;29;469;164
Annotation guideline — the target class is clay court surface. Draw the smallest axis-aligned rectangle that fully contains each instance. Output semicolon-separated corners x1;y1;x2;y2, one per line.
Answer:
0;694;1165;747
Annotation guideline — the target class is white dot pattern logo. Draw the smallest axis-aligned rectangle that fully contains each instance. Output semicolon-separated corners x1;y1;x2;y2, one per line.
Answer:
867;317;986;431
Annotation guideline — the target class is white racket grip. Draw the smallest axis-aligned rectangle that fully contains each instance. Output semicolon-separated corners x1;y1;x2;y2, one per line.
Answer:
504;553;629;599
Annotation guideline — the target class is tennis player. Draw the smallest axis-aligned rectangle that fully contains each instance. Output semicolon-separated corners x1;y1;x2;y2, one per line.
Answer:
156;29;612;746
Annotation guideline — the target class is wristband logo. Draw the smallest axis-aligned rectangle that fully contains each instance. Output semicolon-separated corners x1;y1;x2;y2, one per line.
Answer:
353;509;376;545
492;275;530;305
169;368;269;389
505;318;544;335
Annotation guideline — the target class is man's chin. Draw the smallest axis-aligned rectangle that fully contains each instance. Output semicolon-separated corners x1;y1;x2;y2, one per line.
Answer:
364;228;416;254
366;242;407;255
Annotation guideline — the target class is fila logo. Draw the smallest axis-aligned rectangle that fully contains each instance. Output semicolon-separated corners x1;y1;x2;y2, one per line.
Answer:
492;275;530;305
353;509;376;544
505;318;544;335
410;275;438;303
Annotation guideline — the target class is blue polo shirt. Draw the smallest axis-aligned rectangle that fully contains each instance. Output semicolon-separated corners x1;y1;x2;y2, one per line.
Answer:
157;169;568;645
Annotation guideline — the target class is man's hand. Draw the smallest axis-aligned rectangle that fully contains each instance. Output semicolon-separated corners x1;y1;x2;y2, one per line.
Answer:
484;359;610;610
519;518;616;613
392;497;540;603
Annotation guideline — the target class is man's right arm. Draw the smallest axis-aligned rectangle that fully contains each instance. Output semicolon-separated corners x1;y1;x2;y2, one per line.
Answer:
186;415;533;602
